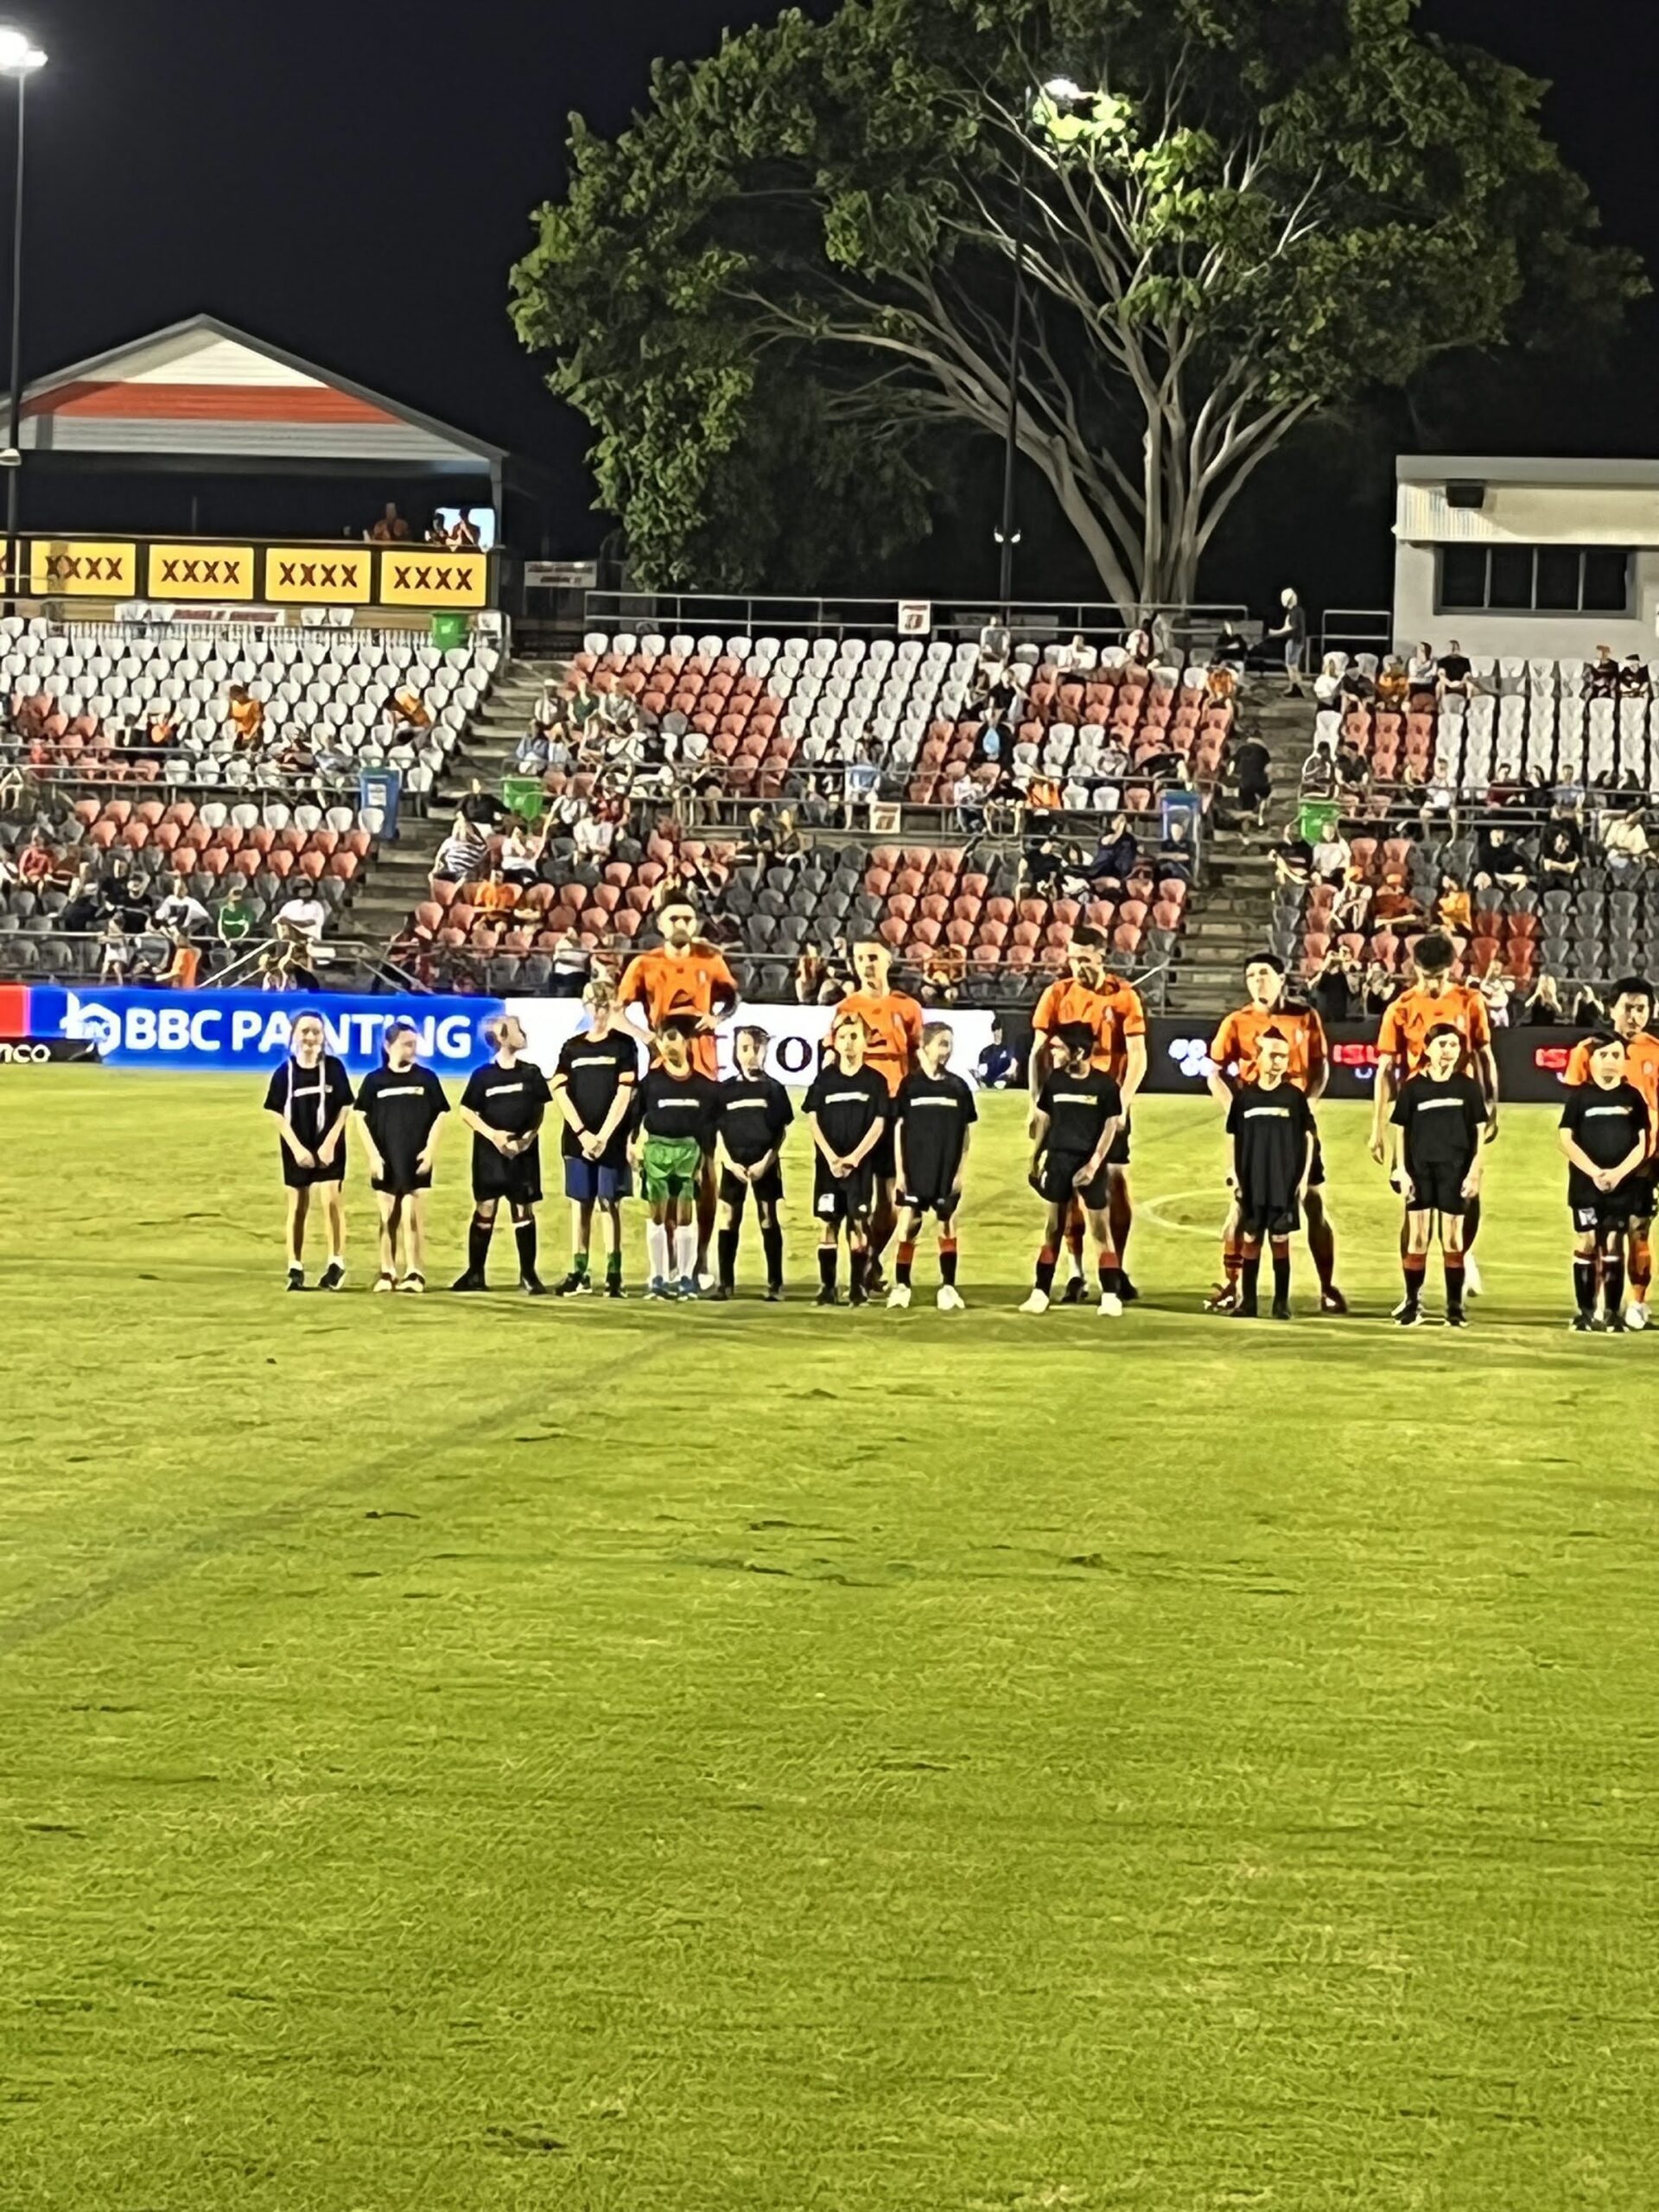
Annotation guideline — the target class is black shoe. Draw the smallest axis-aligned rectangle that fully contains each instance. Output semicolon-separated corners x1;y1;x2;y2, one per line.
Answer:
1233;1297;1259;1319
451;1270;487;1293
863;1262;887;1297
764;1283;784;1302
1270;1298;1293;1322
553;1271;591;1297
1445;1307;1468;1328
285;1266;305;1293
1060;1275;1087;1306
708;1283;734;1301
816;1285;840;1307
849;1284;869;1307
1605;1312;1627;1334
1319;1286;1348;1314
1396;1304;1424;1328
1572;1312;1595;1332
317;1261;345;1293
604;1276;625;1300
1118;1274;1141;1304
522;1277;549;1297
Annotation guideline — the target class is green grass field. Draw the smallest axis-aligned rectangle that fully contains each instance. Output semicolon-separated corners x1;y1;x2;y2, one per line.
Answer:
3;1069;1656;2211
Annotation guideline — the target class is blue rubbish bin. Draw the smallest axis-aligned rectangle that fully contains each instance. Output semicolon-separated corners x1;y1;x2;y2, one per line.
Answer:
359;766;403;842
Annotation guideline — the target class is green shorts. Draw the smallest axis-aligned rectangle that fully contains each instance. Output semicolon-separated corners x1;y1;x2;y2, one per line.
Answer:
640;1135;703;1204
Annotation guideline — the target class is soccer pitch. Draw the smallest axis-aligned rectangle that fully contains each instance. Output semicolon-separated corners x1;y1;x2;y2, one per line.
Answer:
3;1070;1656;2211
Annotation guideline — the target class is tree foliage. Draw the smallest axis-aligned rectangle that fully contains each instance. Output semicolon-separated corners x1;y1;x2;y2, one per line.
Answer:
511;0;1646;609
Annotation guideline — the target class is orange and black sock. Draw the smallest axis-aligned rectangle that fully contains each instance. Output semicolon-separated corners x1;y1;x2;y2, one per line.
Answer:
1402;1252;1427;1308
1270;1236;1292;1305
1035;1244;1058;1295
938;1236;958;1287
1444;1255;1465;1313
895;1239;918;1287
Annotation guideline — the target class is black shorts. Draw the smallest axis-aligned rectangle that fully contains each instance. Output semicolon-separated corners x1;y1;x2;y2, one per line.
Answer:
898;1174;959;1220
1569;1171;1641;1236
280;1150;345;1192
1238;1188;1300;1239
1037;1151;1109;1211
372;1158;432;1198
1404;1160;1471;1217
720;1163;784;1208
473;1140;543;1206
1105;1115;1132;1169
814;1161;876;1224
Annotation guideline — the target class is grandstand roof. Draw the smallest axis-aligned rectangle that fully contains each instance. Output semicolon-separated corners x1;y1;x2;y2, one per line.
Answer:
1397;455;1659;489
8;315;507;473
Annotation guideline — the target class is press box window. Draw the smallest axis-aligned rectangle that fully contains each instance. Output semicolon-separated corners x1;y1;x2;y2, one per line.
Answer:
1436;545;1631;614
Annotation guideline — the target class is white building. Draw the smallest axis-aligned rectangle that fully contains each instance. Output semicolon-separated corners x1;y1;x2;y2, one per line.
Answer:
1393;456;1659;661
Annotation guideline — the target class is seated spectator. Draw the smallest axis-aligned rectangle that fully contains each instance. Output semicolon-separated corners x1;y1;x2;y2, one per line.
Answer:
432;811;489;884
951;767;985;830
1475;825;1532;890
272;733;316;779
1433;874;1473;935
58;862;104;937
1204;658;1238;706
793;945;828;1005
456;777;502;829
1299;742;1337;803
1087;814;1138;887
1375;655;1410;709
1485;760;1528;810
103;857;152;934
448;509;483;550
226;684;264;749
369;501;412;543
424;512;450;545
158;927;201;990
1406;642;1439;699
474;866;520;917
1618;654;1653;700
154;870;212;939
1313;653;1345;709
514;726;550;773
1371;865;1421;925
842;745;880;824
1051;633;1090;674
1584;645;1622;699
1332;871;1372;932
799;775;837;830
1310;823;1351;884
16;829;56;885
1523;972;1566;1025
1602;805;1652;873
1436;640;1476;699
1023;836;1065;899
1123;623;1155;671
1537;822;1582;886
1211;622;1250;671
573;806;617;865
499;820;543;881
1478;957;1512;1028
1333;741;1370;803
1572;982;1605;1024
1273;826;1314;886
392;686;433;732
921;947;964;1006
976;1019;1020;1088
1419;758;1457;836
274;887;327;951
96;916;130;982
1309;946;1361;1025
217;887;257;947
1338;664;1375;711
1156;814;1198;884
546;926;589;999
1363;960;1400;1016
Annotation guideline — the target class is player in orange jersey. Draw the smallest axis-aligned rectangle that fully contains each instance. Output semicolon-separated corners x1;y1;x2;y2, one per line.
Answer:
1370;932;1499;1292
832;938;925;1287
1028;925;1148;1299
1205;954;1346;1313
619;895;740;1284
1565;976;1659;1328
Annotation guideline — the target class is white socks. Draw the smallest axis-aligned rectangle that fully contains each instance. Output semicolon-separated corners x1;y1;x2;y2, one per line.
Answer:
645;1223;670;1280
674;1224;698;1281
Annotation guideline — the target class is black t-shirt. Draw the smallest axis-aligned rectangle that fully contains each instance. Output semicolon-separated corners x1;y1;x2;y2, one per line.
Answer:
716;1072;794;1168
1391;1071;1487;1175
554;1028;639;1160
1035;1065;1122;1159
356;1063;449;1163
1233;740;1271;786
461;1058;552;1141
634;1065;720;1145
1226;1079;1315;1193
1438;654;1471;683
895;1069;977;1185
264;1055;354;1151
804;1062;891;1160
1560;1082;1650;1173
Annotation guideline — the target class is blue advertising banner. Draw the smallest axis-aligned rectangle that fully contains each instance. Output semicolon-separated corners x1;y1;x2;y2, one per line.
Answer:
26;987;505;1074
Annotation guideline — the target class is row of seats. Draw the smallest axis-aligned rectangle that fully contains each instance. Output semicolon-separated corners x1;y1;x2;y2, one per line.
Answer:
1316;693;1659;788
1279;871;1659;984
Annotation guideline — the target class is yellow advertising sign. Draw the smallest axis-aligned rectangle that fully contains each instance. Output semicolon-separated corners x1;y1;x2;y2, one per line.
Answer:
376;549;487;609
146;543;256;601
28;539;139;597
264;544;374;604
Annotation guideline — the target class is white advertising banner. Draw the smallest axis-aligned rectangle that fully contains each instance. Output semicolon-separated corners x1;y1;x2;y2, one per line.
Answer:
509;999;996;1088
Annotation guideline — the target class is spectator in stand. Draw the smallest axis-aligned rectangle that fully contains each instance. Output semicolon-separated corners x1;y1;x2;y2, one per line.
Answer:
1085;814;1138;892
424;512;450;545
1229;728;1274;825
1123;623;1155;671
1485;760;1528;810
158;927;201;990
976;1019;1020;1089
17;828;55;886
515;724;550;774
448;509;483;550
573;805;617;864
1602;804;1653;874
1433;874;1473;937
1332;867;1371;935
921;947;964;1007
1523;972;1566;1025
793;944;829;1005
255;944;302;991
474;866;520;918
843;743;880;826
272;732;317;779
432;811;489;885
1310;822;1351;885
1334;738;1371;806
1265;588;1308;696
499;819;543;883
104;855;153;935
58;861;103;937
369;501;412;543
1298;741;1337;802
275;887;327;957
1273;823;1314;887
1211;621;1250;671
1309;945;1361;1026
1363;960;1400;1017
154;871;212;940
96;914;130;982
1436;641;1476;700
1376;654;1410;709
1618;653;1653;700
1372;864;1421;928
1420;757;1458;837
1537;821;1583;887
1157;812;1198;885
1584;645;1622;699
1313;652;1345;709
1572;982;1605;1024
1406;642;1439;701
226;684;265;750
1338;663;1375;712
799;775;837;830
951;767;985;832
218;886;257;948
456;777;502;830
1475;822;1533;893
1204;658;1239;708
548;926;589;999
1478;957;1512;1028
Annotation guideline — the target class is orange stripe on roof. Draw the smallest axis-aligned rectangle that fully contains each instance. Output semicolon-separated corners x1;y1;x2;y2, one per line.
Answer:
24;381;401;424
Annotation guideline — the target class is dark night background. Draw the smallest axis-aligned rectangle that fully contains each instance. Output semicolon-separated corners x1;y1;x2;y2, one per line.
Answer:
5;0;1658;617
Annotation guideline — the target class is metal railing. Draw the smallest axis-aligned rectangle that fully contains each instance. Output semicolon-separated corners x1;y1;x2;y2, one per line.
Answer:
1317;608;1394;661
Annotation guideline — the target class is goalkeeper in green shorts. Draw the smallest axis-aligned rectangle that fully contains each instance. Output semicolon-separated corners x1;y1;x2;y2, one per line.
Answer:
630;1016;721;1300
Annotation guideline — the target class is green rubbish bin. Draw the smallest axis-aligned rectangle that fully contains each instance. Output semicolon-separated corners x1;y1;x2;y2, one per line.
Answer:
501;775;544;823
431;611;469;652
1299;798;1338;846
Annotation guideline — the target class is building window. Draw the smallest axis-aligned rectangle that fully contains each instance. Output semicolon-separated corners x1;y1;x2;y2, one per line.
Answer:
1437;544;1631;615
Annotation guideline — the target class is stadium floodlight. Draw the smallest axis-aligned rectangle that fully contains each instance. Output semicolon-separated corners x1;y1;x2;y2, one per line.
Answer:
0;28;45;73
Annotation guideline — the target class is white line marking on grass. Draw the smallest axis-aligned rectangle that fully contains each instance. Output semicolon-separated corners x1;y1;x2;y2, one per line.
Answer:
1141;1187;1229;1240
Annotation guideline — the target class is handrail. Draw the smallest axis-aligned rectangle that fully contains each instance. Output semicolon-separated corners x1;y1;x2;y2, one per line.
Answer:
582;588;1250;653
1318;607;1394;659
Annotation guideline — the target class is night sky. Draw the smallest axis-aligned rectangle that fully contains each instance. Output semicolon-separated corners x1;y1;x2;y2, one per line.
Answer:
5;0;1658;601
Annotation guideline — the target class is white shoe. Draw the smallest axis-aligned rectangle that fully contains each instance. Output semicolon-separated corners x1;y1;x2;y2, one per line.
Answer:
886;1284;912;1310
936;1285;965;1312
1627;1300;1650;1332
1462;1255;1483;1297
1019;1287;1050;1315
1097;1291;1124;1318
